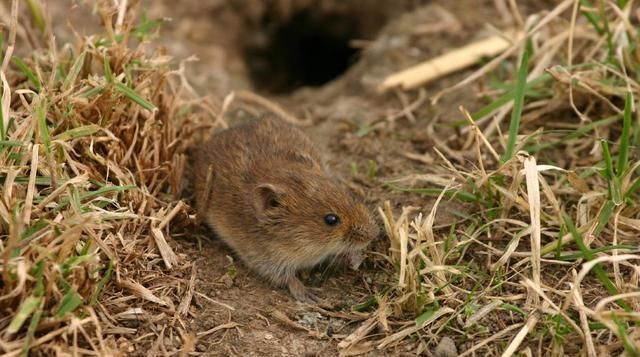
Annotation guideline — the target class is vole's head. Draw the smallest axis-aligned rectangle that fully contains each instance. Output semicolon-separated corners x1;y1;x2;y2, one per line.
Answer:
251;168;378;265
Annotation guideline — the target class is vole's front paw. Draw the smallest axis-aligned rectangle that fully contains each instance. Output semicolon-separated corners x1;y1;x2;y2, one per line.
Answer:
287;276;322;303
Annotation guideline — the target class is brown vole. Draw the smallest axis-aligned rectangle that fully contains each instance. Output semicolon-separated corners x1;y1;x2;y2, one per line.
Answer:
193;115;378;302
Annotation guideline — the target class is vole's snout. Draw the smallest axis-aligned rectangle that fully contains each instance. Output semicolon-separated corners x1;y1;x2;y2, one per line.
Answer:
348;223;379;244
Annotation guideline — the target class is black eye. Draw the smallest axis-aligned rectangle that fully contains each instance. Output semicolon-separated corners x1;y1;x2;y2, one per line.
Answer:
324;214;340;226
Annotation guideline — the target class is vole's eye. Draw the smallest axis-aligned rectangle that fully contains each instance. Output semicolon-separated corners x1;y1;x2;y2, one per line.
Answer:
324;214;340;226
268;198;279;208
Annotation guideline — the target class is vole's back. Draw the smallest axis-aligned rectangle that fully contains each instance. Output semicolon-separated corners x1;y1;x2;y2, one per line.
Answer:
193;116;324;244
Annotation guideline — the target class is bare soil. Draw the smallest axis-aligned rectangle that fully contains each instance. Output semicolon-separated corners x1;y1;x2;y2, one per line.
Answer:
49;0;554;355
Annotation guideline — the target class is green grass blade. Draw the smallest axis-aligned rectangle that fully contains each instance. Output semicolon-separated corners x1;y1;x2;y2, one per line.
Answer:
556;244;635;261
103;55;113;83
625;177;640;198
525;115;620;153
352;295;379;312
500;303;526;316
62;51;86;91
90;260;114;306
0;140;25;147
22;300;44;356
465;74;551;124
563;214;632;312
501;42;530;163
61;255;93;276
53;124;99;141
7;296;42;334
601;140;615;179
594;200;616;236
53;184;136;212
0;32;4;63
12;57;42;92
80;184;136;201
32;259;46;296
579;0;604;34
77;85;105;98
131;12;162;40
36;97;51;154
115;82;157;112
54;288;83;318
415;306;439;328
25;0;45;33
617;93;632;176
613;314;640;355
601;140;623;204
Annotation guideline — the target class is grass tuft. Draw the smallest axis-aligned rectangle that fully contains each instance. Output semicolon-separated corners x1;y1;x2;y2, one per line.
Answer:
0;0;207;354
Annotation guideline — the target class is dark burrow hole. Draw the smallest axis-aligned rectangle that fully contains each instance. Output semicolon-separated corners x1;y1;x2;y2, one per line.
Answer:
243;8;382;94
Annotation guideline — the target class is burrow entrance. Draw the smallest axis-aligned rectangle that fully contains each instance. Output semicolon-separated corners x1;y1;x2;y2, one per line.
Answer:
240;1;397;94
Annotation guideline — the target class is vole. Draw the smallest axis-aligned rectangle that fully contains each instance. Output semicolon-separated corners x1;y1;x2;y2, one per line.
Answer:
193;115;378;302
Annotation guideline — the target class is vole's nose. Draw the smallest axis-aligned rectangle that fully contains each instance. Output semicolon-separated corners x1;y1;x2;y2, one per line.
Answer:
349;224;379;243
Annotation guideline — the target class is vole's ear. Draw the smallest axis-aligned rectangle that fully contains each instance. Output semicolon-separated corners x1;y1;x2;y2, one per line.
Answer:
253;183;284;219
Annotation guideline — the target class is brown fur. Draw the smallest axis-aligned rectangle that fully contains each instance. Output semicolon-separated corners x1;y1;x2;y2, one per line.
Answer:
193;116;378;301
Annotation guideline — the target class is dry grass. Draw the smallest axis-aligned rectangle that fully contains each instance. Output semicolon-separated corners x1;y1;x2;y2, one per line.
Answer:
0;0;211;354
2;0;640;356
340;1;640;356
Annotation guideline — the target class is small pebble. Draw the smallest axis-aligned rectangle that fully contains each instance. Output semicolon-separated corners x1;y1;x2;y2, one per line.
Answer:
434;336;458;357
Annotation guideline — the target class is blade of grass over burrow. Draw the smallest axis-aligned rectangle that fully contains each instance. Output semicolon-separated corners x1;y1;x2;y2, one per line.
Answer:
501;41;530;163
114;82;157;112
563;214;632;312
459;74;551;125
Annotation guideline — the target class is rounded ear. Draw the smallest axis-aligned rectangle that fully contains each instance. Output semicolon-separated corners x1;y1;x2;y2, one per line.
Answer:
253;183;284;219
